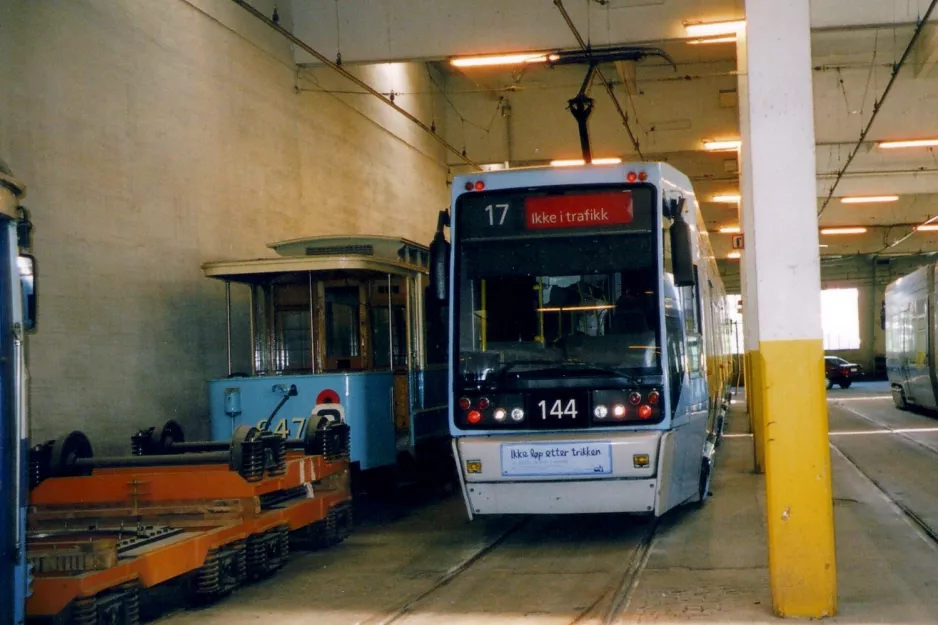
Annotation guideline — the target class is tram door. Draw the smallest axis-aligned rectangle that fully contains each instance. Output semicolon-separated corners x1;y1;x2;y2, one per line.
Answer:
370;277;410;445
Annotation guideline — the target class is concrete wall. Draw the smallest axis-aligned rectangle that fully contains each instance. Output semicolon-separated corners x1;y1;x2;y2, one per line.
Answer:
0;0;449;454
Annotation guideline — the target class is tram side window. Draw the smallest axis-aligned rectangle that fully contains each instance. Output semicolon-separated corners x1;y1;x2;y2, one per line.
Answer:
665;305;686;410
252;284;273;374
325;286;361;370
678;283;703;378
273;283;312;373
372;305;407;369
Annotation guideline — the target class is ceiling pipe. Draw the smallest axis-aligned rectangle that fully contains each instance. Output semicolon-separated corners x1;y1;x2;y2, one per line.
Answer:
816;0;938;218
228;0;482;171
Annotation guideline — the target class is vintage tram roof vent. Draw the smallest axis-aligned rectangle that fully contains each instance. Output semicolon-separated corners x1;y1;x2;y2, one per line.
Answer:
306;244;375;257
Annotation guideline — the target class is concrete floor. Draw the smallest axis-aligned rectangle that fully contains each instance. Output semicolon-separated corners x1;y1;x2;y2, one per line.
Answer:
152;382;938;624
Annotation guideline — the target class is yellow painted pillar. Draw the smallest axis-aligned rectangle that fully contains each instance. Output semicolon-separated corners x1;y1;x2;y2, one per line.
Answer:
739;0;837;617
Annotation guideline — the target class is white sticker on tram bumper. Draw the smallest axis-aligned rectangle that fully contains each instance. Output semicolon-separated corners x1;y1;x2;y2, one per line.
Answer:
500;441;613;477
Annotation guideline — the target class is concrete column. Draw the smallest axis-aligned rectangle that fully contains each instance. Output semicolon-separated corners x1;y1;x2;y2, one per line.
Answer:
736;27;764;473
740;0;837;617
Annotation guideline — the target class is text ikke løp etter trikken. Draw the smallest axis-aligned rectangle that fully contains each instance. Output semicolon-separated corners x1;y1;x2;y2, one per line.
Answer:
510;447;603;461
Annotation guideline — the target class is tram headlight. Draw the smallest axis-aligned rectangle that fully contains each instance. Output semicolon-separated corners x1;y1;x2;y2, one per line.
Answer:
494;408;507;421
613;404;626;418
510;408;525;422
593;405;608;419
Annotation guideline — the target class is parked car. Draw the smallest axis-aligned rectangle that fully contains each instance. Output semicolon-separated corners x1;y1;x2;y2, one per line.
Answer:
825;356;861;389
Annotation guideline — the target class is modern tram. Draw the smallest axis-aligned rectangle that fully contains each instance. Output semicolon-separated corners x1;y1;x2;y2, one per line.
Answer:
885;263;938;410
429;162;733;517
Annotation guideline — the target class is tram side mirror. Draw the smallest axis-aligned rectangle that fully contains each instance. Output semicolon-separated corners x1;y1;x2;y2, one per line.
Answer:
668;200;695;287
18;254;36;332
429;209;450;302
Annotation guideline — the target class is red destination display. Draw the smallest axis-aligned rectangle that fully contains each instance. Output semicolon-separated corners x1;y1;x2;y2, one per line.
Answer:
524;192;633;230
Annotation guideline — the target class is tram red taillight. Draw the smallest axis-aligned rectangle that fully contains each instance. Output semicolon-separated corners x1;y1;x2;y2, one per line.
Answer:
627;171;638;183
647;391;660;405
628;392;642;406
459;397;472;410
478;397;491;409
638;171;648;181
638;405;653;419
467;410;482;424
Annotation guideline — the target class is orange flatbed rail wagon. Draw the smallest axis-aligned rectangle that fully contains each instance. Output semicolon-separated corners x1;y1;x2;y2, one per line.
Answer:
26;427;352;621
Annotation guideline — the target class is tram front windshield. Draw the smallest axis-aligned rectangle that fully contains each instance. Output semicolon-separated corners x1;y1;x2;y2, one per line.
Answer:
455;233;662;387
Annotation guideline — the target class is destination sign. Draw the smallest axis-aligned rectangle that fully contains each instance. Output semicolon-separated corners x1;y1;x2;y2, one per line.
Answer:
525;192;632;230
456;184;652;240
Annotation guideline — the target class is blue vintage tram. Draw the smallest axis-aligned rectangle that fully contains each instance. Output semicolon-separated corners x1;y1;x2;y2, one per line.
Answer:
202;236;449;487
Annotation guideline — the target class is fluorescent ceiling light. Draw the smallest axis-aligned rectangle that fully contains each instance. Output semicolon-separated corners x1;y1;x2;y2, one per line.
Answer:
684;20;746;37
727;251;741;259
820;227;867;235
840;195;899;204
877;138;938;149
703;139;741;151
687;36;738;45
718;226;741;233
916;225;938;231
550;158;622;167
712;194;741;203
450;53;558;67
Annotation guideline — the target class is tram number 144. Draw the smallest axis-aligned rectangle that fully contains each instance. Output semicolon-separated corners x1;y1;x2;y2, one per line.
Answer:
256;417;308;439
538;399;578;420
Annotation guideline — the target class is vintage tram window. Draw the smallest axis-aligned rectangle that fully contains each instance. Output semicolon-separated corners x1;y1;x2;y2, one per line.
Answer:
371;305;407;369
272;283;312;373
325;286;361;369
252;284;273;374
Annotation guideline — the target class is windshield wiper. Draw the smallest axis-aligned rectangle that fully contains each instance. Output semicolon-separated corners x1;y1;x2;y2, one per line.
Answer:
560;363;642;384
495;360;562;375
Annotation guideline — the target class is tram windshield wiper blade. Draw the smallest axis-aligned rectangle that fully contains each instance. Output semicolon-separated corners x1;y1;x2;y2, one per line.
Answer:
495;360;564;375
559;362;641;383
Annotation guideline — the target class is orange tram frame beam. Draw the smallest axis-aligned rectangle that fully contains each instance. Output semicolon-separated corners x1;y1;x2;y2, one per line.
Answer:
27;453;351;618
